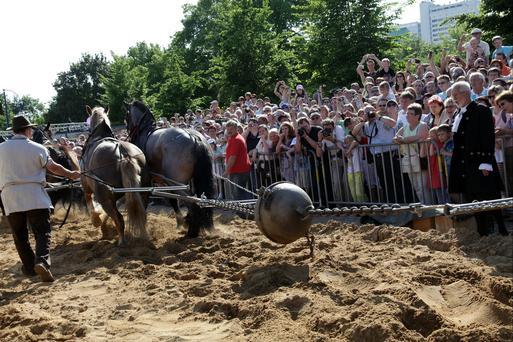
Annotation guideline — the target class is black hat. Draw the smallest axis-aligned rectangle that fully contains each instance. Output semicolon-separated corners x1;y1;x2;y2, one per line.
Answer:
7;115;37;131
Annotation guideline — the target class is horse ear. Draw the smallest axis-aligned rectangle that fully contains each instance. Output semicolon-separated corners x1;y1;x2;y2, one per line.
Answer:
45;122;51;131
104;105;110;116
86;105;93;117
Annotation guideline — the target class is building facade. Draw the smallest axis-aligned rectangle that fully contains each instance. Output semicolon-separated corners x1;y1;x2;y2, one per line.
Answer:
419;0;480;44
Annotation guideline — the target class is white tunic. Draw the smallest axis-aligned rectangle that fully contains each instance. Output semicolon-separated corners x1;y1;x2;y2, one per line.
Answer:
0;135;53;215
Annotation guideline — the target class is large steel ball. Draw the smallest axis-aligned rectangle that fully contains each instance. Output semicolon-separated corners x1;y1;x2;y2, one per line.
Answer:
255;182;314;244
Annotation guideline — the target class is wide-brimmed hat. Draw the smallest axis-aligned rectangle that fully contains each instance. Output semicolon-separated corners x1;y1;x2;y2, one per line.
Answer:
7;115;37;131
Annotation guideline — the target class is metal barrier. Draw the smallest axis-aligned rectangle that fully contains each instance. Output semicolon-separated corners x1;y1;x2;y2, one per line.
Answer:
212;135;513;207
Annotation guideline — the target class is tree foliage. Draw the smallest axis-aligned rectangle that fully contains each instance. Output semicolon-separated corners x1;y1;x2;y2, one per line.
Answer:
44;0;504;123
46;53;109;123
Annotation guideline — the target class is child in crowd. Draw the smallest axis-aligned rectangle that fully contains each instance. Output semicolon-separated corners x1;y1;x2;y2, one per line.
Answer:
344;135;367;202
435;124;453;203
428;127;445;203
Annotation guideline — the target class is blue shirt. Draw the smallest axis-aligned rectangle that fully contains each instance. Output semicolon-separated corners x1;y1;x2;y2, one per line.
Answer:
492;46;513;61
363;118;397;154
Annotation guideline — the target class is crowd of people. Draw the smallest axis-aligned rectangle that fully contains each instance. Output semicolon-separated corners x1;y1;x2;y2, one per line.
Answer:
142;29;512;215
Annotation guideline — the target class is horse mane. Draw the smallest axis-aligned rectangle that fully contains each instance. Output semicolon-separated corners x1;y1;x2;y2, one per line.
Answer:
131;100;156;125
90;120;114;140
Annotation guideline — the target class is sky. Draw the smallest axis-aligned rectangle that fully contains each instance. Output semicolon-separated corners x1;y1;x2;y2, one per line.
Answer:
0;0;449;105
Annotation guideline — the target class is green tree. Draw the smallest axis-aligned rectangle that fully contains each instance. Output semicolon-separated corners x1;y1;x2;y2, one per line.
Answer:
301;0;397;91
208;0;293;103
102;42;201;118
46;53;109;123
456;0;513;44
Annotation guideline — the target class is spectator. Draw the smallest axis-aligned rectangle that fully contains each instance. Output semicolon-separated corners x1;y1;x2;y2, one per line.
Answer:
424;95;450;128
436;74;451;100
224;120;252;201
395;71;407;94
443;98;457;125
495;53;512;76
344;135;368;202
487;67;501;85
491;36;513;63
435;124;453;202
276;122;296;182
295;116;333;207
458;28;490;62
469;72;488;100
394;103;429;203
274;80;291;108
398;91;415;130
449;81;507;236
378;81;396;101
352;106;412;203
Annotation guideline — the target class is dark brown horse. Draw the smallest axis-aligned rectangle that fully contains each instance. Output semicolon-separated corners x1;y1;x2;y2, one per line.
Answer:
82;106;149;245
125;100;214;237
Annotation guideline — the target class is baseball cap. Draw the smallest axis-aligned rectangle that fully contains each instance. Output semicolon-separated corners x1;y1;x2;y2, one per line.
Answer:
492;36;502;42
471;28;482;34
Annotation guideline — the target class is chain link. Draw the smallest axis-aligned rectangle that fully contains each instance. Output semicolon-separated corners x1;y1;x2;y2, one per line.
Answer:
197;196;256;215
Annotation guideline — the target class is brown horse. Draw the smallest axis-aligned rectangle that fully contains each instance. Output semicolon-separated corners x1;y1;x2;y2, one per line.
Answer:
81;106;149;245
125;100;215;237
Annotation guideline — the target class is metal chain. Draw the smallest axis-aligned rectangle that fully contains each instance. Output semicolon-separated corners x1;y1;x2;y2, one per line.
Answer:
197;196;256;215
307;197;513;218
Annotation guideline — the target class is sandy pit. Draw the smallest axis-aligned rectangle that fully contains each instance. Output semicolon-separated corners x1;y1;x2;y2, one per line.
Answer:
0;208;512;341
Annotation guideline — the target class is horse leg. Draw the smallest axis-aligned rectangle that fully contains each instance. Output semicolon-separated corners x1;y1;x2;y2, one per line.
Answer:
100;216;116;240
85;191;102;227
170;199;185;228
185;203;213;238
96;192;126;246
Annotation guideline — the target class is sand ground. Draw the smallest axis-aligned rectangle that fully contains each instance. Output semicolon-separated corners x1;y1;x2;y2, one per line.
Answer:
0;207;512;341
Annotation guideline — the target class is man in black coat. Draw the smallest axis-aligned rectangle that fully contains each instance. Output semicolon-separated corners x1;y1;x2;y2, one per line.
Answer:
449;81;508;236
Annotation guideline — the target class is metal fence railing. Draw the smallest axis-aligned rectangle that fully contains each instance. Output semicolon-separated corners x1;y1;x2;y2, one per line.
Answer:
213;136;513;207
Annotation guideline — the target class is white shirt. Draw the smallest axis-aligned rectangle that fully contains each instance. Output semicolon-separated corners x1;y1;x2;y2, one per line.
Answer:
0;135;53;215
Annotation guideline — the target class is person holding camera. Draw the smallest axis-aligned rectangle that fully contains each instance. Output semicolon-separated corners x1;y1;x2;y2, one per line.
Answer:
295;116;332;207
274;80;291;108
352;106;412;203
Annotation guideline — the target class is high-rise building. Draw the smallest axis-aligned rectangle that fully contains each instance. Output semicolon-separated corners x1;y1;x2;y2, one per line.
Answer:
393;22;421;37
419;0;480;44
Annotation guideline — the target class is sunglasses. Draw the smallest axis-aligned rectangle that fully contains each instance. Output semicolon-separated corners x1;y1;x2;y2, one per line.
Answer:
498;102;507;108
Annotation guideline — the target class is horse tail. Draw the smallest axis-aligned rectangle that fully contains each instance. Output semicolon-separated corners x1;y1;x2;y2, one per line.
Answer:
119;144;148;240
188;133;215;236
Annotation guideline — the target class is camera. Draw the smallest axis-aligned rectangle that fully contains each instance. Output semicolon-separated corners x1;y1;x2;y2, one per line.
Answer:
244;106;250;113
297;128;306;137
367;111;377;119
321;128;332;137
